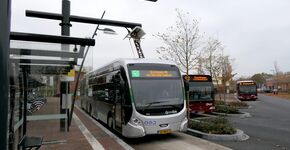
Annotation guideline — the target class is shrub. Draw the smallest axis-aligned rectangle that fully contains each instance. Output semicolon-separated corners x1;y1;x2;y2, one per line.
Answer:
228;101;249;108
214;105;240;114
214;100;248;114
215;100;248;108
214;100;226;106
188;117;236;134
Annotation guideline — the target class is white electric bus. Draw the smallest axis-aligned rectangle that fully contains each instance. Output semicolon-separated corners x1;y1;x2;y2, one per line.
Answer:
80;58;188;138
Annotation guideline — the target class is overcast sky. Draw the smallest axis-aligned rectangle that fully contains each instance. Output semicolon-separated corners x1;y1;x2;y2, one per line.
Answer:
11;0;290;77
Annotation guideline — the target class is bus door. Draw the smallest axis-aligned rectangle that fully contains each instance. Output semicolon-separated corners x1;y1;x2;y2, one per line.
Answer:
114;74;122;132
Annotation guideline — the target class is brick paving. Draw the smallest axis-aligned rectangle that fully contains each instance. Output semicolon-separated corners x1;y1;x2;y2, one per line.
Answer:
74;108;125;150
26;97;126;150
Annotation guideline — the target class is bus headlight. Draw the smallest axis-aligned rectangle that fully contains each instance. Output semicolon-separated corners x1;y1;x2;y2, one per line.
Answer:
130;117;143;126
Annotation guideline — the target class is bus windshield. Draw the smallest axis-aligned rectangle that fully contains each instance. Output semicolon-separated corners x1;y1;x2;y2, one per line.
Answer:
128;64;184;110
130;79;184;108
239;85;256;94
188;82;213;101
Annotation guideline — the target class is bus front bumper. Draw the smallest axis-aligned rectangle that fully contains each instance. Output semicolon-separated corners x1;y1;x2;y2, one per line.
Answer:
238;95;257;100
122;117;188;138
179;117;188;132
123;122;146;138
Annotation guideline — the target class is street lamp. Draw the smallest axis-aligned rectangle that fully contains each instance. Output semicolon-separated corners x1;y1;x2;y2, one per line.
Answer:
97;28;117;35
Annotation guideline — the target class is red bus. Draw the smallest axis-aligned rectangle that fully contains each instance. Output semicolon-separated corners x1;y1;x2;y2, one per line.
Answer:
236;80;258;100
183;75;215;114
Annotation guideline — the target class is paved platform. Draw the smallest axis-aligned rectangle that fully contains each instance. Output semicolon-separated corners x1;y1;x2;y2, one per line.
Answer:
26;97;130;150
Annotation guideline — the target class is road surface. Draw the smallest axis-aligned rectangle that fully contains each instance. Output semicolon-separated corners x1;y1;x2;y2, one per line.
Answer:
125;132;231;150
215;94;290;150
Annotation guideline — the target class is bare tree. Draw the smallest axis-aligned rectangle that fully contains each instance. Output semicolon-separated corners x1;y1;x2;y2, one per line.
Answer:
202;37;223;77
273;60;280;76
202;37;224;100
220;55;235;101
273;60;280;89
201;37;235;101
273;61;289;92
155;9;202;75
196;57;205;74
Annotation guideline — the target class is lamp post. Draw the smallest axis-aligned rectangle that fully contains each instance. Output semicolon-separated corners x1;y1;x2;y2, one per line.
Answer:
0;0;10;149
97;28;117;35
69;12;118;126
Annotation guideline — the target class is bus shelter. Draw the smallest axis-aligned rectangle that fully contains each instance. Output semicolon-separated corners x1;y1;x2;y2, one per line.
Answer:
9;32;94;149
2;0;143;149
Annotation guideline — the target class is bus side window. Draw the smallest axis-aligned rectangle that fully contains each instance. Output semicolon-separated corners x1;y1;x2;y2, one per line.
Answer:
105;88;109;101
113;72;122;103
115;89;121;103
115;85;122;103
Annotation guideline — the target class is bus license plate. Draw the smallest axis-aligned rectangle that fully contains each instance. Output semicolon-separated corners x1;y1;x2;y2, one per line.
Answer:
158;129;171;134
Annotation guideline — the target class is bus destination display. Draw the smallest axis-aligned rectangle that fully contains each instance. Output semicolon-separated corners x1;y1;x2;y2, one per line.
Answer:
183;75;211;81
131;70;179;78
239;82;255;86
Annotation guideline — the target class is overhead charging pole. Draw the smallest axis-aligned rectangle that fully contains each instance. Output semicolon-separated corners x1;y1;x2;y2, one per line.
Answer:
133;39;145;58
126;26;146;58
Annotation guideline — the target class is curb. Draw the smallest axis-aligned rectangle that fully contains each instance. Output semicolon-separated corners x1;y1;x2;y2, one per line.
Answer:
211;111;252;118
239;106;252;109
187;128;249;141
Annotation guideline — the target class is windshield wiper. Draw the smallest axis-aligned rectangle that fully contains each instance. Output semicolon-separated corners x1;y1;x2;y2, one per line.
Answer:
162;104;182;109
142;100;169;111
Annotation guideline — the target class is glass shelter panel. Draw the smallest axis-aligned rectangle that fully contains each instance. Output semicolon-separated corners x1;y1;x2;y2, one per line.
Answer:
9;40;82;148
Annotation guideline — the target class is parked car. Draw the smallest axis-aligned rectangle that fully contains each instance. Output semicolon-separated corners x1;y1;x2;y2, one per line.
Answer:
263;89;271;93
273;88;278;94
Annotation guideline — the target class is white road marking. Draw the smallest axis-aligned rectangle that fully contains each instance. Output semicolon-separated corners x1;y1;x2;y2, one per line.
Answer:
75;106;134;150
73;113;105;150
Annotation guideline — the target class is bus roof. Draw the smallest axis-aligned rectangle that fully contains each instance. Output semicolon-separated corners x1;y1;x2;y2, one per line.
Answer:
85;58;178;78
118;58;177;66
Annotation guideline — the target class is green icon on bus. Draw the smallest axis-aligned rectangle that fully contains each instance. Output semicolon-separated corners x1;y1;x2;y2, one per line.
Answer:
132;70;140;77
